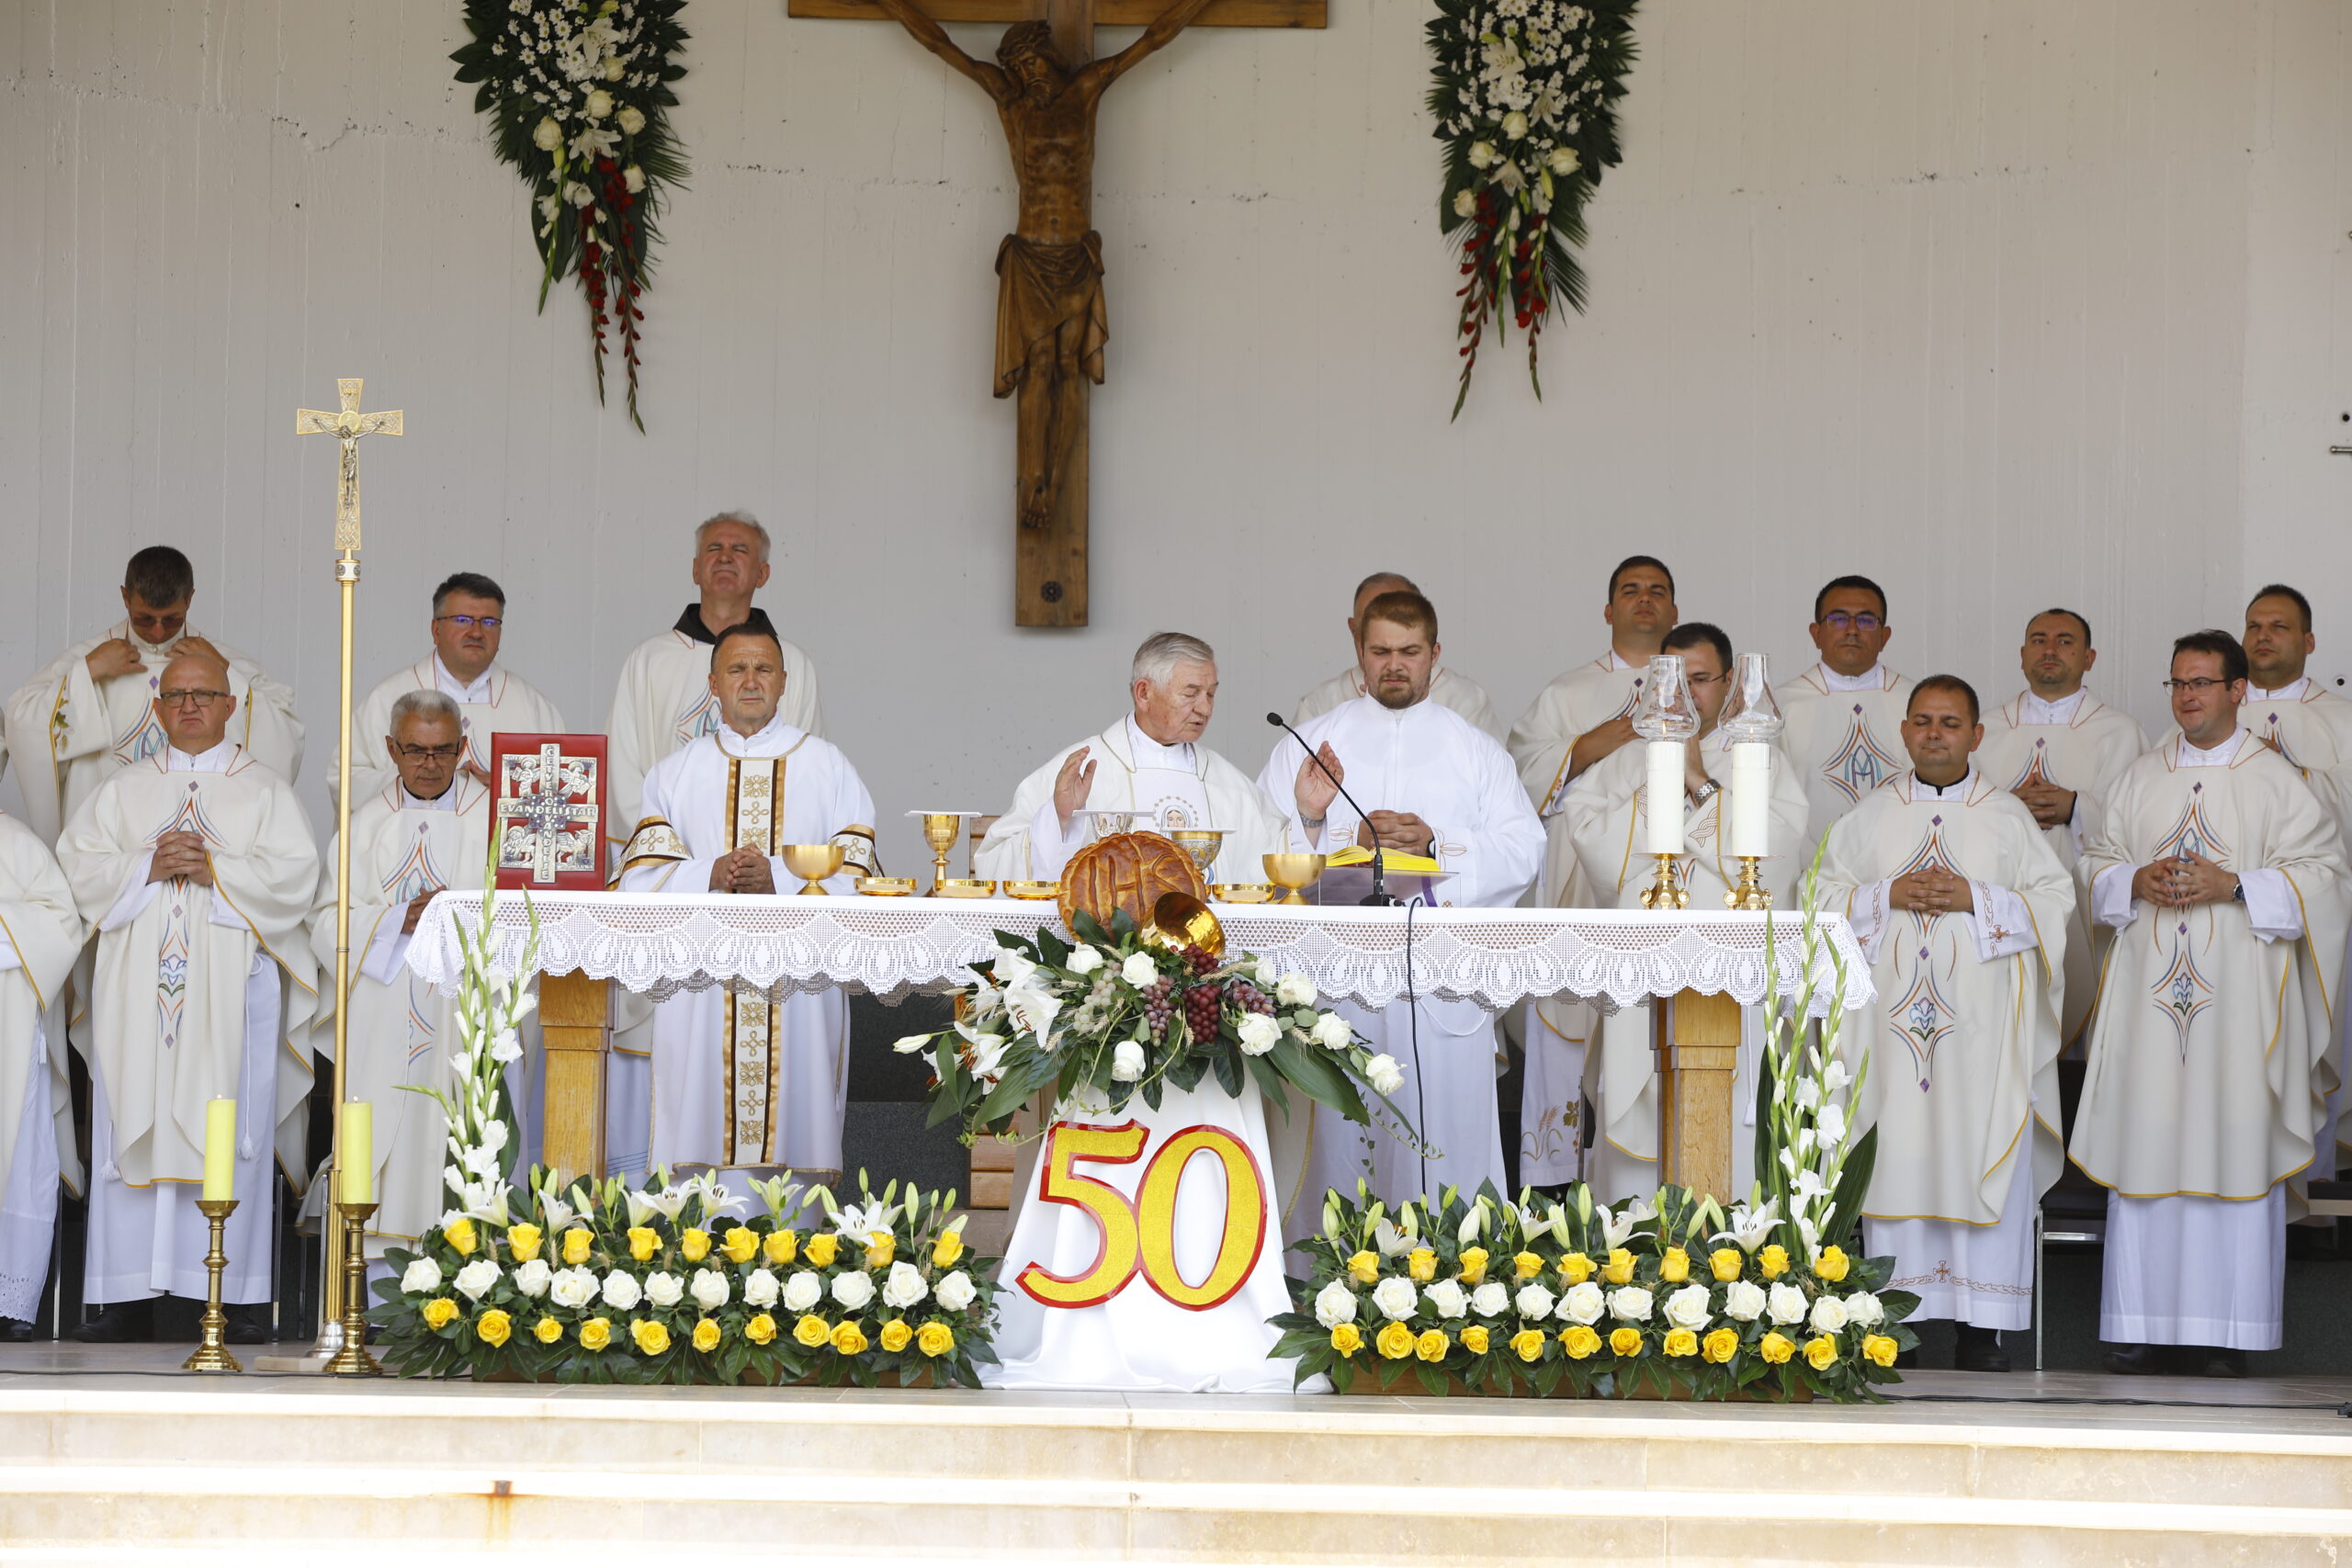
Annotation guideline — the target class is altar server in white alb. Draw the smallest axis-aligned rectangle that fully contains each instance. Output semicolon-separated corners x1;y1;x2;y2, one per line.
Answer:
1774;575;1915;853
57;653;319;1344
1973;610;2148;1051
2073;631;2350;1377
0;813;85;1337
1507;555;1677;1185
976;632;1292;885
1567;623;1808;1205
1293;572;1500;738
617;625;877;1184
312;693;503;1269
4;547;305;844
1815;676;2074;1374
1258;591;1542;1230
336;572;565;809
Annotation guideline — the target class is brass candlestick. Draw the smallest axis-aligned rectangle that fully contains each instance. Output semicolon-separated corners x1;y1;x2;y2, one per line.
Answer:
1725;856;1771;911
181;1198;242;1374
324;1202;382;1376
1639;853;1689;910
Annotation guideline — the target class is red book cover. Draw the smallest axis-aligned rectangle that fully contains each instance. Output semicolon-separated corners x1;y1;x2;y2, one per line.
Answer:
490;732;608;891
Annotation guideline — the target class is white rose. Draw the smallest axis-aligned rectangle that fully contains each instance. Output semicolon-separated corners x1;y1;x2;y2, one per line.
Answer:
1310;1012;1353;1051
1425;1280;1469;1321
1274;974;1316;1008
1372;1277;1419;1322
642;1270;684;1308
548;1267;597;1310
1502;110;1529;140
1111;1039;1147;1082
1253;957;1279;987
584;88;615;119
1547;145;1581;175
514;1259;553;1300
1767;1281;1807;1325
781;1271;822;1314
1607;1286;1654;1324
881;1261;930;1311
1468;140;1497;168
400;1258;443;1295
1723;1280;1768;1323
689;1269;731;1312
1365;1055;1405;1096
1453;188;1478;219
453;1259;501;1302
1120;953;1159;987
1844;1291;1884;1327
531;116;563;152
1236;1014;1280;1056
622;164;646;194
1808;1294;1850;1334
600;1270;643;1311
1066;945;1105;975
1513;1283;1555;1320
1663;1283;1713;1332
602;54;627;82
1313;1280;1359;1329
1470;1281;1510;1318
935;1269;978;1312
831;1270;876;1311
615;98;644;133
742;1268;781;1309
1558;1281;1605;1325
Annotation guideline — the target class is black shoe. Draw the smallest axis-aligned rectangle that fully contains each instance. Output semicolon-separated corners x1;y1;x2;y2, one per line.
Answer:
1953;1325;2011;1373
2102;1341;2169;1376
0;1317;32;1343
71;1300;154;1344
222;1304;272;1346
2200;1347;2247;1379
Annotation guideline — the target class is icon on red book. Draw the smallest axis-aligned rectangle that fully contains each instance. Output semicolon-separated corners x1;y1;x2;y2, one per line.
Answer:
490;732;607;890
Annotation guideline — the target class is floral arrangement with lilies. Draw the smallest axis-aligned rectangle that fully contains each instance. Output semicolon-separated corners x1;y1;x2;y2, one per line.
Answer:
894;910;1425;1150
1427;0;1636;417
452;0;689;428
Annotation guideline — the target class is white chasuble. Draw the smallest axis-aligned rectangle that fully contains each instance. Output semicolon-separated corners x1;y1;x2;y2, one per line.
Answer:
1815;773;2073;1331
1295;664;1502;739
1973;690;2149;1049
1257;697;1543;1236
57;745;319;1303
617;716;875;1178
0;815;85;1321
2072;731;2351;1349
1566;730;1809;1204
975;717;1292;885
1507;652;1645;1185
336;656;566;811
1773;664;1917;854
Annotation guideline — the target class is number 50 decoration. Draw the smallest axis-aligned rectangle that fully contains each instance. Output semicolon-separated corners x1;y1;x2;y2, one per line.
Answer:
1016;1122;1270;1312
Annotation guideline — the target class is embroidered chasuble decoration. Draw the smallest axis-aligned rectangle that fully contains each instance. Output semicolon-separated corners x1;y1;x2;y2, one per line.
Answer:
1823;704;1905;805
153;784;211;1053
491;733;606;890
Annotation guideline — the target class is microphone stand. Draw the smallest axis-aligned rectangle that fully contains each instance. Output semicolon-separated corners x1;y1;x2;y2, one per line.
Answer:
1266;712;1396;907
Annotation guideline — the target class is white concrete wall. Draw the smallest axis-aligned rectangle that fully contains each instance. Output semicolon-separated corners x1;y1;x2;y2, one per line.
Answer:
3;0;2346;868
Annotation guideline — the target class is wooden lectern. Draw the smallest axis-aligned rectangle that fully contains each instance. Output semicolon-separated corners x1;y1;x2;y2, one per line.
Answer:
538;971;610;1182
1653;989;1742;1201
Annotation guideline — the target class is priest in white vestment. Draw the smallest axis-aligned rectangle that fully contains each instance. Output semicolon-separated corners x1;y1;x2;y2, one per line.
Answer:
1567;623;1808;1206
1815;676;2073;1373
56;654;319;1343
1507;554;1677;1185
0;814;85;1335
1257;591;1543;1237
976;633;1292;885
1773;575;1916;853
335;571;565;809
1973;610;2148;1053
616;626;877;1186
1292;572;1499;738
2073;631;2351;1375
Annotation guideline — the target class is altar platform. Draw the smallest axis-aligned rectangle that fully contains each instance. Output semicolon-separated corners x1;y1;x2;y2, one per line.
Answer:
2;1347;2349;1565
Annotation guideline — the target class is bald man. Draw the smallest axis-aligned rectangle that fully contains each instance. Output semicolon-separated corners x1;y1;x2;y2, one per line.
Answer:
1292;572;1500;738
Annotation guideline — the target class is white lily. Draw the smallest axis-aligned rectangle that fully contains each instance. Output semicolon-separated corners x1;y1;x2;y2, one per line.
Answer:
1458;1199;1489;1247
1711;1198;1781;1253
831;1198;904;1238
1600;1195;1657;1252
679;1169;748;1219
1372;1217;1413;1257
743;1173;804;1223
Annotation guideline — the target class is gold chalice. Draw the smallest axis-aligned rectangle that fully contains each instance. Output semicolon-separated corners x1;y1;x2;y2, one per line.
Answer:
1170;829;1227;879
1263;852;1328;907
918;812;963;895
781;844;845;896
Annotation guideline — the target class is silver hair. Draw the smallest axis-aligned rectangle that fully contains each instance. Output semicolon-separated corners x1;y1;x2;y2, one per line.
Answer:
389;689;461;733
695;509;772;561
1131;631;1216;690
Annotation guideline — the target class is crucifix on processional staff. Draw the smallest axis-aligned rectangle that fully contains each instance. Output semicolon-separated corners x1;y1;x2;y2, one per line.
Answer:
791;0;1324;626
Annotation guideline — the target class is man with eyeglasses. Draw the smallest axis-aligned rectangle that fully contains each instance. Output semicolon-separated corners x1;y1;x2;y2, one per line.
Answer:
1973;610;2149;1052
1506;554;1677;1187
1775;575;1916;853
2072;631;2351;1377
55;653;320;1345
335;572;565;809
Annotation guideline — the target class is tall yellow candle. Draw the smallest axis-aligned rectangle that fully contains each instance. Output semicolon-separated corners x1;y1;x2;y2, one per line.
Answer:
338;1100;373;1205
201;1099;236;1202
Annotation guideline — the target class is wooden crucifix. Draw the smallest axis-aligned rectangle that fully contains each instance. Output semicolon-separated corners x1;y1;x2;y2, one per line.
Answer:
792;0;1325;626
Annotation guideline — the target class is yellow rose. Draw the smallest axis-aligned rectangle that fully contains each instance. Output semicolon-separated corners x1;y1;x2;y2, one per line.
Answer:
1510;1328;1549;1362
1513;1250;1545;1280
1456;1247;1488;1285
1758;1331;1794;1364
1608;1326;1644;1358
1330;1323;1364;1357
630;1318;670;1356
504;1224;543;1263
692;1318;722;1353
561;1227;594;1266
1662;1327;1699;1359
933;1230;966;1269
1375;1322;1416;1360
579;1316;613;1351
916;1322;956;1359
805;1233;839;1269
1758;1244;1790;1280
1804;1333;1838;1371
626;1226;659;1262
764;1230;798;1266
793;1314;831;1348
1414;1328;1449;1362
1708;1247;1744;1283
1602;1248;1635;1285
1862;1334;1898;1368
1347;1250;1380;1284
1702;1327;1739;1364
475;1309;513;1348
679;1227;711;1263
421;1297;459;1331
1406;1247;1438;1283
865;1232;896;1269
1813;1245;1850;1284
745;1313;778;1346
1556;1252;1594;1285
533;1315;564;1346
1560;1325;1601;1360
1659;1247;1690;1284
442;1217;478;1257
880;1319;913;1353
1461;1325;1490;1356
831;1320;869;1356
721;1226;760;1265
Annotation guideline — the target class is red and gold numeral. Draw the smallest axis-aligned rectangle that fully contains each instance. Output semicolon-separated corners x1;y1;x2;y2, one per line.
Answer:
1015;1121;1268;1314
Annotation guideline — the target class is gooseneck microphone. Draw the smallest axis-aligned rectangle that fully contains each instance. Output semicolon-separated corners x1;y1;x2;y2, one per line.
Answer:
1265;711;1396;907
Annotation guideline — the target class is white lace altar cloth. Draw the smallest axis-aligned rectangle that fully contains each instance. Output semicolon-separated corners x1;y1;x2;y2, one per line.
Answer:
406;893;1871;1016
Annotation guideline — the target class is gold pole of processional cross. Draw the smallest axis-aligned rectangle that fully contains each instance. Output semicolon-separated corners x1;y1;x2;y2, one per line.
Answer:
295;380;401;1345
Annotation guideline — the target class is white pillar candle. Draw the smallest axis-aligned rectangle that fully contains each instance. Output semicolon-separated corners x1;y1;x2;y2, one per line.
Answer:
1645;740;1685;855
1729;742;1771;858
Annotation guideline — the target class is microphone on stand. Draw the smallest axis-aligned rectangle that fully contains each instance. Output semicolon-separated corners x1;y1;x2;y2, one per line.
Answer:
1265;711;1396;907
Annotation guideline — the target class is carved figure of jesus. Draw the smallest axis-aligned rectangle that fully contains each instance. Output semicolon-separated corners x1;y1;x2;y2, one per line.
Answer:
872;0;1218;531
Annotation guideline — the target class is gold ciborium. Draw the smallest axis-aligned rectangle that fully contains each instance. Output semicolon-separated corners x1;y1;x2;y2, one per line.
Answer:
781;844;845;896
918;812;963;894
1263;852;1328;907
1147;891;1226;957
1170;829;1227;880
